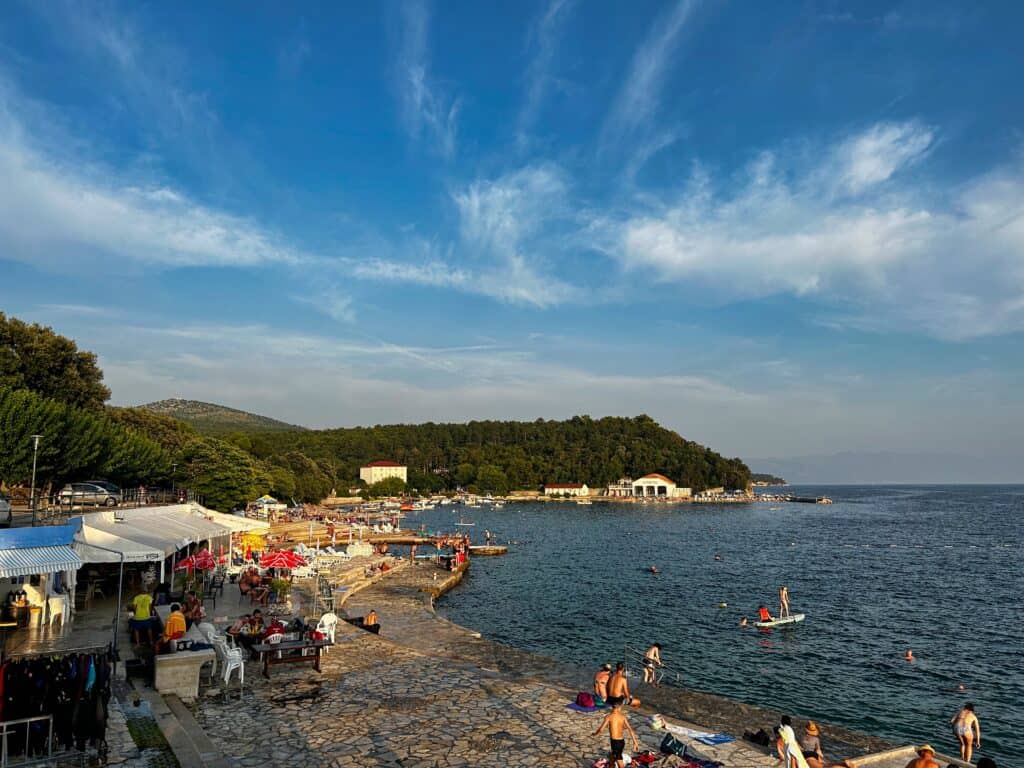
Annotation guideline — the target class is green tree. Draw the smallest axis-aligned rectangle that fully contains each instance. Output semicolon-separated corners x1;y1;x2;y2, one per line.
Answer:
178;436;268;511
475;464;510;495
362;477;407;499
0;313;110;410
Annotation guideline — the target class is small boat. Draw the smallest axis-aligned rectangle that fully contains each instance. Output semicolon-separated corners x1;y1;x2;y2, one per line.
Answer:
455;519;475;526
576;499;593;505
754;613;805;628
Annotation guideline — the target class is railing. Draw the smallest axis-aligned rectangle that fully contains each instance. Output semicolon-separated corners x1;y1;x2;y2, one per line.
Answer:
623;643;686;688
26;487;206;524
0;714;70;767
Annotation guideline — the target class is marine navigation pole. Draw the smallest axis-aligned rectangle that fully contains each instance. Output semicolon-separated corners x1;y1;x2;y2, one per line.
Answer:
30;434;42;527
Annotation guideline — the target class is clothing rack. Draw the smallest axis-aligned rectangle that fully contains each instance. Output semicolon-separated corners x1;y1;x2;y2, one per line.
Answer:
3;642;111;662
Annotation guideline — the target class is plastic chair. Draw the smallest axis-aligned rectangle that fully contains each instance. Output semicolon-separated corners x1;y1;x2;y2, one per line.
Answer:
221;643;245;695
316;612;339;652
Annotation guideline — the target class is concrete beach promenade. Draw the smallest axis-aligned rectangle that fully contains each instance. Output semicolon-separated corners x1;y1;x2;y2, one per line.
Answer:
181;560;903;768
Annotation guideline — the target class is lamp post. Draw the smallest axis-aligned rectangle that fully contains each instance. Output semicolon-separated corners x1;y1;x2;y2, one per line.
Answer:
171;463;178;493
30;434;42;527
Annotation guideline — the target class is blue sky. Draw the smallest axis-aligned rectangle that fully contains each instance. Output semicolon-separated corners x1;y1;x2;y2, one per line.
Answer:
1;0;1023;467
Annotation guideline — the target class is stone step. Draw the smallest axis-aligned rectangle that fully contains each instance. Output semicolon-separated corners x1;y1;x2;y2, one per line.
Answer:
131;680;231;768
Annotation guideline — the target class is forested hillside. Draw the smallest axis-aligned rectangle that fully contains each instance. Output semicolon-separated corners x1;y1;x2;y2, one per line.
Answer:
237;415;751;495
141;398;305;434
1;312;750;509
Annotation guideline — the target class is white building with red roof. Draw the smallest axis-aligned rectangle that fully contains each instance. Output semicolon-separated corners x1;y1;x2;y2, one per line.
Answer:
359;460;408;485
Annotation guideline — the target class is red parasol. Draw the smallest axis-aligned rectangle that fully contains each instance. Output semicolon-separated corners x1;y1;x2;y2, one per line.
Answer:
176;550;218;572
259;550;307;569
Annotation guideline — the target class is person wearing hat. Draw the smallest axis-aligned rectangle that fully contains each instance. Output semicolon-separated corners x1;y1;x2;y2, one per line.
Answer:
903;744;939;768
593;662;612;700
800;721;825;768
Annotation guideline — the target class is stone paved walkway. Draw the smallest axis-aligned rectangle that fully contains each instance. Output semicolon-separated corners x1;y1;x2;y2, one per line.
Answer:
191;563;779;767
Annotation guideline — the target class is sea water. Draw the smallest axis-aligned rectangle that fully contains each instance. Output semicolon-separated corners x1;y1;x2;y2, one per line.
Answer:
420;486;1023;764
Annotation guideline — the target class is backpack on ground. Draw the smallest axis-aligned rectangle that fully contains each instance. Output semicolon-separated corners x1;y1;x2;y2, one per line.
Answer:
576;691;595;707
660;733;688;757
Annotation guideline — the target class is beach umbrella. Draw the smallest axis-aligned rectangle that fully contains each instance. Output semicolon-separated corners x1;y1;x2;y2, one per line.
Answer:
175;550;217;572
260;550;307;569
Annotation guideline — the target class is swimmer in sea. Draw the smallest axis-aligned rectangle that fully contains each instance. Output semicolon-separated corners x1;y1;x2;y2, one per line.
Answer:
740;617;748;627
904;648;914;661
714;553;723;561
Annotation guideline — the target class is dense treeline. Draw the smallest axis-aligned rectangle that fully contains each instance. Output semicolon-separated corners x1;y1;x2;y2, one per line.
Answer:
238;415;750;494
0;387;170;491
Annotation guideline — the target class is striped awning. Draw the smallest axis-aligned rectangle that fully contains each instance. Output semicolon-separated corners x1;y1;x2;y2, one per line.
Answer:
0;545;82;578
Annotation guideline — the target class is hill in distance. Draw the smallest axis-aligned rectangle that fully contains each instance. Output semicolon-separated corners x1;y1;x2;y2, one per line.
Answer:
140;398;306;435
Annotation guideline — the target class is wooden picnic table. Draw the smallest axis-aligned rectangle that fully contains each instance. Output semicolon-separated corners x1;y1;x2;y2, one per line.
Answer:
251;638;332;678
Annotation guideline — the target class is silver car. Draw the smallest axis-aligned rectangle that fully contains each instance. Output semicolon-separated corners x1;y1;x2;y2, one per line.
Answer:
58;482;121;507
0;492;11;527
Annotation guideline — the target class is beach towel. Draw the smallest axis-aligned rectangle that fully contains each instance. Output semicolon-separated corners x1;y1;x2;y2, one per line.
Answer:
567;702;601;713
665;724;735;746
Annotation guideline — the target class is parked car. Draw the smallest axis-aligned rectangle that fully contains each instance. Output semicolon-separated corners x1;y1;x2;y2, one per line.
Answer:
58;482;121;507
85;480;122;494
0;492;11;527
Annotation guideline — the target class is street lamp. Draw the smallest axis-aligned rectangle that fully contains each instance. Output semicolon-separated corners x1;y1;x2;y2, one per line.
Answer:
171;463;178;495
30;434;42;527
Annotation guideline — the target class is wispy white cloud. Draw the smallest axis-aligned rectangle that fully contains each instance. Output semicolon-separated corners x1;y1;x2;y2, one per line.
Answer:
599;121;1024;338
0;137;306;270
601;0;698;149
348;165;575;307
291;289;356;323
517;0;575;147
395;0;460;158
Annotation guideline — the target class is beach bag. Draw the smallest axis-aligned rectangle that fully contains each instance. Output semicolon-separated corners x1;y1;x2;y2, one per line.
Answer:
592;695;606;707
660;733;688;757
576;691;595;708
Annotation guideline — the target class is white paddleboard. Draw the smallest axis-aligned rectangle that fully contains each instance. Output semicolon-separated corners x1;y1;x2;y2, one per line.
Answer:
754;613;805;628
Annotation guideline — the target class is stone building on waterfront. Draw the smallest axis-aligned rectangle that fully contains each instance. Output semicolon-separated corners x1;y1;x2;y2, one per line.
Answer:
606;474;692;499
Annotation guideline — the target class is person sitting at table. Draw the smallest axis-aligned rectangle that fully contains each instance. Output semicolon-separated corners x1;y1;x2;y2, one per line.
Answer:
159;603;187;652
249;578;270;606
238;569;253;599
183;590;202;629
227;613;251;640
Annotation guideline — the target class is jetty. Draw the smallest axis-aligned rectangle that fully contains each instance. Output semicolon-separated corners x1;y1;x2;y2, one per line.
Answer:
467;544;508;556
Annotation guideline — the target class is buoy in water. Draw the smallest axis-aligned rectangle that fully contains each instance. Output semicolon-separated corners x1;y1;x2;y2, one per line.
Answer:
718;602;728;608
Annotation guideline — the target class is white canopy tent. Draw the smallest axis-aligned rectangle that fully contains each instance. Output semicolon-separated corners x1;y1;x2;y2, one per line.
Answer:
76;505;234;580
74;525;164;564
189;507;269;533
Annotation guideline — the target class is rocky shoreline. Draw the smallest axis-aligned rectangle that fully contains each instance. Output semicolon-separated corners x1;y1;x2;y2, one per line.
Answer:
350;563;896;764
189;560;900;767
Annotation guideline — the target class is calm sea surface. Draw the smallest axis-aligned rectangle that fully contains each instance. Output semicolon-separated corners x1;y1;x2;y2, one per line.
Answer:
416;486;1023;765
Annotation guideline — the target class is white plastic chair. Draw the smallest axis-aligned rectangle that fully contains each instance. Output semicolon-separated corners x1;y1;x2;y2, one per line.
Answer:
316;612;339;652
220;643;245;694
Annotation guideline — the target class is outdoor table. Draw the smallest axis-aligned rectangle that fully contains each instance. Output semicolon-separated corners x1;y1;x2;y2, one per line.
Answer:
251;638;332;678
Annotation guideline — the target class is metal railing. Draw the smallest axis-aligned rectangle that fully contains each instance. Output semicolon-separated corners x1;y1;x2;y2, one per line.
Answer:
0;715;69;767
24;487;205;525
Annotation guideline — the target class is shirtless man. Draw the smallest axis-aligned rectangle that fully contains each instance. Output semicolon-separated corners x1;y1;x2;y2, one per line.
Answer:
779;585;791;618
643;643;663;685
594;663;611;699
903;744;939;768
949;703;981;763
593;702;640;768
606;662;630;706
